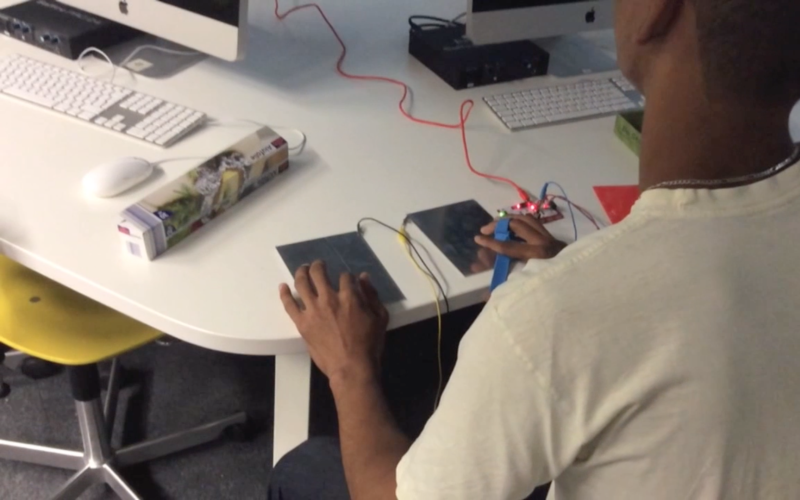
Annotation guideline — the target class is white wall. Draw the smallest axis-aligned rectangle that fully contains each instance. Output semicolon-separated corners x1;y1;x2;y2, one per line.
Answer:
791;101;800;142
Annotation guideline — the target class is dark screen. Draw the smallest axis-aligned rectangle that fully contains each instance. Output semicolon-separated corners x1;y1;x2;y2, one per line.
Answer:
158;0;239;26
472;0;594;13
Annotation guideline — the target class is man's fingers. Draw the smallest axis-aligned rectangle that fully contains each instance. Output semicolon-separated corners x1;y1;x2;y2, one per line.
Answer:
481;214;555;237
509;218;549;245
309;260;333;298
359;273;380;304
478;247;496;267
481;214;545;236
470;247;496;273
294;265;315;302
474;235;549;260
515;214;552;237
279;283;302;322
480;220;498;235
359;273;387;320
339;272;356;296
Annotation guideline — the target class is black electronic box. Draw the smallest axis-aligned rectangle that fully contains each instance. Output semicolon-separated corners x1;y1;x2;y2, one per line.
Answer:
408;24;549;90
0;0;139;60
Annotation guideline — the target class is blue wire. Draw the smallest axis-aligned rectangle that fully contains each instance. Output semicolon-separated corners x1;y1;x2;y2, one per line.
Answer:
541;182;578;241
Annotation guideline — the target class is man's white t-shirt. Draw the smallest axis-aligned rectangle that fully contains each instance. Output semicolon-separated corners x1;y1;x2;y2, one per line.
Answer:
396;160;800;500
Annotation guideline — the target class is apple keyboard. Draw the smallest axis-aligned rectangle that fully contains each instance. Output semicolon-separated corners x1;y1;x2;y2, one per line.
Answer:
0;54;206;147
484;76;645;131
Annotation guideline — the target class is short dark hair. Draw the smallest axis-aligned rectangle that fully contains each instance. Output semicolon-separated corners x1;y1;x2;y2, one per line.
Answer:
694;0;800;105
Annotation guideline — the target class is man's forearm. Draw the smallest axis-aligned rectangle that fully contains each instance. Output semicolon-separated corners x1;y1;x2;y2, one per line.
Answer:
330;368;411;500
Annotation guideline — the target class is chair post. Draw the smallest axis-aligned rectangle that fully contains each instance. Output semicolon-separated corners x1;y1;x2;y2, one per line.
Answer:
103;359;122;437
68;364;112;466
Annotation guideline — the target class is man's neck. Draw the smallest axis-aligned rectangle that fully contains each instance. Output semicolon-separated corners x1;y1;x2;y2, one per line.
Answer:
639;65;796;192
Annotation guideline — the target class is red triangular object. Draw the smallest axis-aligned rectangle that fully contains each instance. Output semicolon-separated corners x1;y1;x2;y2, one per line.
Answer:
593;185;641;224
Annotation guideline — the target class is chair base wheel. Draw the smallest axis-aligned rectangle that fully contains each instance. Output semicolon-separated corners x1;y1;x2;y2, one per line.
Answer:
155;336;179;347
0;382;10;398
20;357;63;380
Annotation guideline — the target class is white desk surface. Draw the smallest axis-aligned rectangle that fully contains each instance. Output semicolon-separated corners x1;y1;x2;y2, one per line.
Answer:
0;0;638;355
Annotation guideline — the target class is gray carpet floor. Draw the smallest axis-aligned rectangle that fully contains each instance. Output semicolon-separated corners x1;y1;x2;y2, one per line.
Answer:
0;342;275;500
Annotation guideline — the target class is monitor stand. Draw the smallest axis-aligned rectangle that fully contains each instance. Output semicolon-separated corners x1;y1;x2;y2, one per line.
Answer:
99;34;208;80
535;31;618;78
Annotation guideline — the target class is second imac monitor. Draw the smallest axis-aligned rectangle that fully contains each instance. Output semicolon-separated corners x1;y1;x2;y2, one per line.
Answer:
467;0;614;45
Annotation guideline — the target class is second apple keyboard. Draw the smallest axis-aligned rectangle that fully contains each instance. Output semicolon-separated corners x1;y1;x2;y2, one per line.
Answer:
484;76;645;131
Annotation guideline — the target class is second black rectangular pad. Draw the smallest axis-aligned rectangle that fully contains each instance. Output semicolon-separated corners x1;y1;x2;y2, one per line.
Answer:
407;200;495;277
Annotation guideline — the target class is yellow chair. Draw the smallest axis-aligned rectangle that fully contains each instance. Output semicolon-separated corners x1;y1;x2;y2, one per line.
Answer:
0;256;247;500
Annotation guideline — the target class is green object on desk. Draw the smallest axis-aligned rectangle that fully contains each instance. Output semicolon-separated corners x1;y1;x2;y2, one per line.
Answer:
614;111;644;157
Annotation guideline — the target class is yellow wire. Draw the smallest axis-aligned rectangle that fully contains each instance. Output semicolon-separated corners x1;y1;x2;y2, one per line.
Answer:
397;226;444;412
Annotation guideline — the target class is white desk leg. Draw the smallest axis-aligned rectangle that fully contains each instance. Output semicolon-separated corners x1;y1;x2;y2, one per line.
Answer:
273;352;312;466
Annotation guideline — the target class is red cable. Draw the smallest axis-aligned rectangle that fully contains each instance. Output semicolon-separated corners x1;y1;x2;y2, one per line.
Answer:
459;101;530;201
274;0;531;202
274;1;459;129
549;195;602;229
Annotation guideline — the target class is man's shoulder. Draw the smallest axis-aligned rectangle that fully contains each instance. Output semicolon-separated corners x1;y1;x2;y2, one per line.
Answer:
482;215;674;406
490;214;658;318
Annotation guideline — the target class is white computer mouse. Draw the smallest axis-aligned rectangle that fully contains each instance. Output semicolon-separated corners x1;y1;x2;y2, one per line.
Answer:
82;157;154;198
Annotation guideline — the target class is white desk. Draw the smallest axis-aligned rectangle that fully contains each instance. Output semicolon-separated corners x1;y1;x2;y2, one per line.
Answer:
0;0;638;463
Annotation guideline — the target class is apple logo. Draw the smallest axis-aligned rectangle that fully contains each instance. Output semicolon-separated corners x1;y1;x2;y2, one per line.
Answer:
119;0;128;15
585;8;596;23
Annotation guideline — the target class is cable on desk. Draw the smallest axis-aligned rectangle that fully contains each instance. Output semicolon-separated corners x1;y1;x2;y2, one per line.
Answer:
549;195;602;230
540;182;578;241
76;47;116;80
398;223;445;411
356;217;447;411
356;218;449;314
207;118;308;155
461;101;531;201
77;45;199;83
274;1;461;130
408;15;463;32
274;0;531;203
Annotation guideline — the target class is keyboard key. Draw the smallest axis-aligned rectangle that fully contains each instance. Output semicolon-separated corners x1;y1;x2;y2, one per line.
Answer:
549;109;602;122
3;87;54;107
126;128;148;139
158;128;186;146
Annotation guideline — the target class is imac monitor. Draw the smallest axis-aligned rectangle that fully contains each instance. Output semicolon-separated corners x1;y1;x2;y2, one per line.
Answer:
58;0;248;60
467;0;614;45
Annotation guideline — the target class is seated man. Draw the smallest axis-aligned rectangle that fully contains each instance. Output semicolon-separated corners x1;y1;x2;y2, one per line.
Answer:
272;0;800;498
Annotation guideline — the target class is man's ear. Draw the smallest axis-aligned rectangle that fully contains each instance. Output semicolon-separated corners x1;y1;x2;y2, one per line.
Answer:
636;0;684;43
